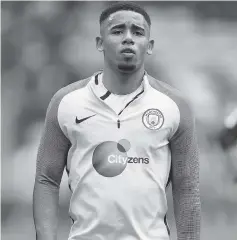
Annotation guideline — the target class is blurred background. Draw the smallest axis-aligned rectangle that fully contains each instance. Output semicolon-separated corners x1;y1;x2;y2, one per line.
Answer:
1;1;237;240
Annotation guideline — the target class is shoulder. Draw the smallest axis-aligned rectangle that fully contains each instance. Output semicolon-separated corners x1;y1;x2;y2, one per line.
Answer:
147;74;189;107
147;74;194;118
48;76;92;110
53;77;91;104
147;74;196;137
44;76;92;120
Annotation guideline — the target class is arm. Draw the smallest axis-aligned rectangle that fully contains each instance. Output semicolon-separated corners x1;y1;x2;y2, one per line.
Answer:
170;100;201;240
33;92;70;240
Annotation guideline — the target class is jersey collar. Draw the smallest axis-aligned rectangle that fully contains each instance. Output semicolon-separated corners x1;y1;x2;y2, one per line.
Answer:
89;70;149;100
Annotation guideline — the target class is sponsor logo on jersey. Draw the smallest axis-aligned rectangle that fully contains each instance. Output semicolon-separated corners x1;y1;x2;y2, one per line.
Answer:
107;155;149;165
142;108;164;130
92;139;149;177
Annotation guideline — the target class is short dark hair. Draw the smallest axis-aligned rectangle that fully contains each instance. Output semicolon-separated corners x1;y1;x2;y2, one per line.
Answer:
99;1;151;26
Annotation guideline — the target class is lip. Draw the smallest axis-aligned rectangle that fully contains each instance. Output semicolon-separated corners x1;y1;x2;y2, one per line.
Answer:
121;48;136;54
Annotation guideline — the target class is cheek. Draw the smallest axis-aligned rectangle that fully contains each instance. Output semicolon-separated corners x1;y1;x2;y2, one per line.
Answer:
138;44;149;55
103;40;118;54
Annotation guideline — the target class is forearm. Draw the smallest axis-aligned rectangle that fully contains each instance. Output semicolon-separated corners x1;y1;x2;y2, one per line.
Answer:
33;180;60;240
172;178;201;240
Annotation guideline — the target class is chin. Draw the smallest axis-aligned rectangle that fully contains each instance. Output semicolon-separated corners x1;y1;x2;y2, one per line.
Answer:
117;64;136;73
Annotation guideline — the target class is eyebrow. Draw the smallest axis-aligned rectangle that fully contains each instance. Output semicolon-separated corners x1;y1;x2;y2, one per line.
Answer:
110;23;145;31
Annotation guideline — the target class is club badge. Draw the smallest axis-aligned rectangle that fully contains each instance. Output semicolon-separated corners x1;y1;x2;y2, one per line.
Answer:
142;108;164;130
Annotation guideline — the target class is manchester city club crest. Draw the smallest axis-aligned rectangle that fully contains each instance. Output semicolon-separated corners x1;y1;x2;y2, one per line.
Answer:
142;109;164;130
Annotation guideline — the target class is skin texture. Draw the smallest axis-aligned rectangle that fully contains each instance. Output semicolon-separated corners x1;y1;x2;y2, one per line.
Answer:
96;10;154;95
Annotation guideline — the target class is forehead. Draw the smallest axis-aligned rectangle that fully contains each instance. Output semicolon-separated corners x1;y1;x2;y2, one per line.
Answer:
106;10;149;29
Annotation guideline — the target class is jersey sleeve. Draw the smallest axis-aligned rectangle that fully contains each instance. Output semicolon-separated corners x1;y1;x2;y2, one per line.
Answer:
33;90;71;240
169;98;201;240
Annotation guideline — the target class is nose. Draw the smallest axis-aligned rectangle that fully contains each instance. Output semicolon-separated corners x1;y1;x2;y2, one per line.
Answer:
122;30;134;45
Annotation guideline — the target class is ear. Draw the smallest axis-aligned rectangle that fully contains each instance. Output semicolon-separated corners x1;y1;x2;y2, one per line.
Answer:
96;36;104;52
147;40;154;55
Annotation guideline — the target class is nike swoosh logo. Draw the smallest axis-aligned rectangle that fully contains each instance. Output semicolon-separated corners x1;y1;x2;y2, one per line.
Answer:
75;114;96;124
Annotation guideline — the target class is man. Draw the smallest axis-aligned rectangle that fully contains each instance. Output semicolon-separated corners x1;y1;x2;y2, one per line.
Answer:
33;2;201;240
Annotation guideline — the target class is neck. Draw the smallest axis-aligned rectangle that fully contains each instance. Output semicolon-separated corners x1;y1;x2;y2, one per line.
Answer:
102;64;145;95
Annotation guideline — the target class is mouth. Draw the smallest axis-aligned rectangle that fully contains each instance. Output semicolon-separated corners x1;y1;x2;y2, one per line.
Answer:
121;48;136;55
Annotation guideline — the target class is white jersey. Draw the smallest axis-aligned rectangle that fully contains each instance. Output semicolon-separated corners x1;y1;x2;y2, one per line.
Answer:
34;71;200;240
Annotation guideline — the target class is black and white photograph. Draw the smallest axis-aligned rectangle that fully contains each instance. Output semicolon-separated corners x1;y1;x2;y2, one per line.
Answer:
1;1;237;240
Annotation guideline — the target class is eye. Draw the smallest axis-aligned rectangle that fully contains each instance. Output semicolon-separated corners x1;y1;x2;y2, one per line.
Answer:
134;31;144;36
112;30;123;35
